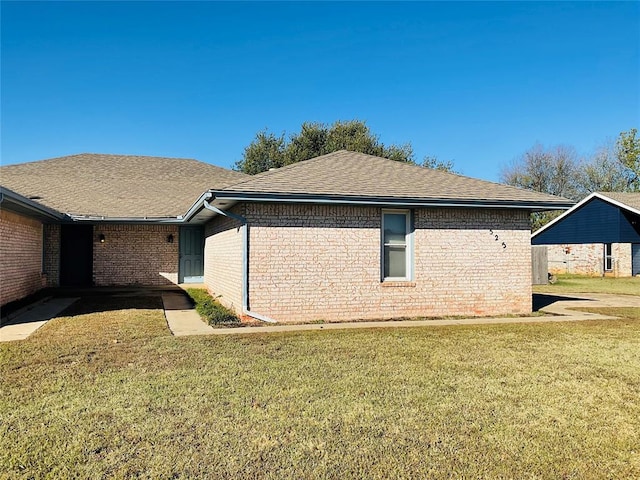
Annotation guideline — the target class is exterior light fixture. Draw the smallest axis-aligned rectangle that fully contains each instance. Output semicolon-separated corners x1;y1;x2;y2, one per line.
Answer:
167;234;174;243
99;234;105;243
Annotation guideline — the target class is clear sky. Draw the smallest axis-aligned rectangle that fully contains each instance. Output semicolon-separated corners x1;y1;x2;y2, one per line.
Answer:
2;1;638;181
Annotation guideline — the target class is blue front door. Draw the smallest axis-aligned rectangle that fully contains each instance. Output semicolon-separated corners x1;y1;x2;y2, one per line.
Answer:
179;227;204;283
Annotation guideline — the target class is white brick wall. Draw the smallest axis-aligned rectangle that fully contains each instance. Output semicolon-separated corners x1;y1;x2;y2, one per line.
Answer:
547;242;633;277
204;203;532;323
204;209;243;311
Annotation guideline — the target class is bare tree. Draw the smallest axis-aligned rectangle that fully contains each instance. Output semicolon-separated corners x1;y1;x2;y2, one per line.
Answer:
501;143;581;200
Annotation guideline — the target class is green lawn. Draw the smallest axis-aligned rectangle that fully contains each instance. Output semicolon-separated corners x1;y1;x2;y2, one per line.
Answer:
534;274;640;296
1;296;639;478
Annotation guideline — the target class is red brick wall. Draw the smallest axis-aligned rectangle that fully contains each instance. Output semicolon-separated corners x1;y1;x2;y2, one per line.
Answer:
43;224;61;287
93;224;179;286
0;209;45;306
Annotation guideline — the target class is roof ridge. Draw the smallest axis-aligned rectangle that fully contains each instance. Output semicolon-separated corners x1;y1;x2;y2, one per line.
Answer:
222;149;571;202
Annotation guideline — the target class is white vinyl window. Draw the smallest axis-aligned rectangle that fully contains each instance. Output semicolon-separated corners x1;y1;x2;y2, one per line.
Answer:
604;243;613;271
382;210;412;281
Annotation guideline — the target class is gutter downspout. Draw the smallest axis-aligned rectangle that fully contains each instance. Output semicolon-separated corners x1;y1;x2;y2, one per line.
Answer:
202;198;277;323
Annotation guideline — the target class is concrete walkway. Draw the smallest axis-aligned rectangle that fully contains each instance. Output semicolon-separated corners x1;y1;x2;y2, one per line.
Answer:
2;291;637;341
161;292;215;336
0;297;79;342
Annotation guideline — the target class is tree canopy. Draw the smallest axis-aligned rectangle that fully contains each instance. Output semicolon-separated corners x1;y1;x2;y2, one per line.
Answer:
234;120;454;175
616;128;640;191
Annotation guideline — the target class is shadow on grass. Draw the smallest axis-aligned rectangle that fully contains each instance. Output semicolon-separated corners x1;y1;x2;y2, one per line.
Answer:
532;293;594;312
58;295;165;317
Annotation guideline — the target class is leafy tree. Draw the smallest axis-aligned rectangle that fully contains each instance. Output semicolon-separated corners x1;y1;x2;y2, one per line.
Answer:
421;155;457;173
233;130;286;175
577;142;629;195
283;122;328;165
615;128;640;191
235;120;416;174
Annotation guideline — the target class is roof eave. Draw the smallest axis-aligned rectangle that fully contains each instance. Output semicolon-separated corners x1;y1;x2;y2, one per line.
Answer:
0;186;68;222
210;191;574;211
69;215;185;224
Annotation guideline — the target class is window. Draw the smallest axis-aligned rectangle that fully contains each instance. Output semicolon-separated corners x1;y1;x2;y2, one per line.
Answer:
604;243;613;271
382;210;412;281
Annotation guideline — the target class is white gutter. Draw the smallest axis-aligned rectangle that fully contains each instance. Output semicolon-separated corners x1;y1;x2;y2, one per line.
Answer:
202;196;277;324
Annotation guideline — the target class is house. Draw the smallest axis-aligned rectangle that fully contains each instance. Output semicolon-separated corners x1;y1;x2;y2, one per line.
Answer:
0;153;247;309
1;150;572;321
182;151;571;322
532;192;640;277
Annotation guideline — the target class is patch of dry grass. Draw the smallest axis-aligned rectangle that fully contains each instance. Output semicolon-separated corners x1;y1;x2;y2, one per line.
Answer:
534;274;640;296
1;296;639;478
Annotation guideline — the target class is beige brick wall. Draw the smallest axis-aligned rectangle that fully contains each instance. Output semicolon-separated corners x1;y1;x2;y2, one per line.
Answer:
239;203;532;323
547;243;633;277
614;243;632;277
0;209;46;306
43;224;61;286
204;209;243;312
93;224;179;285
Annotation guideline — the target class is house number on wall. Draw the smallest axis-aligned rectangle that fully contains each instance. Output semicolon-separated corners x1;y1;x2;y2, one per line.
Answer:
489;229;507;249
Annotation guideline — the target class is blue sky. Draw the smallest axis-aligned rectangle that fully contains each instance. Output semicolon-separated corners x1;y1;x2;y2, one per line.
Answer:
2;1;638;181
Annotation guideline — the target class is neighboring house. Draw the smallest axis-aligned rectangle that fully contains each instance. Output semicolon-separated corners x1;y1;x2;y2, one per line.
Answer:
532;192;640;277
2;150;572;321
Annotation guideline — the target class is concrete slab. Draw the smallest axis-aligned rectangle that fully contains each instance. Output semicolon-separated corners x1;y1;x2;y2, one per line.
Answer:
0;297;79;342
162;292;215;336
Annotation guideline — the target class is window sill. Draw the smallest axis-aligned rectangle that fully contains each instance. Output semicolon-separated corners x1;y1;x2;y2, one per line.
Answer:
381;281;416;288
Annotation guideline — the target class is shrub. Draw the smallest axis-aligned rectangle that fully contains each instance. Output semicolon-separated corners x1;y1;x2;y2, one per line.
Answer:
185;289;239;325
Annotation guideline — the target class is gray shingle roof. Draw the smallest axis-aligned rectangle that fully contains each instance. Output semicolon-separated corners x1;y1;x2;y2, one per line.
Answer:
218;150;572;207
0;153;248;218
598;192;640;212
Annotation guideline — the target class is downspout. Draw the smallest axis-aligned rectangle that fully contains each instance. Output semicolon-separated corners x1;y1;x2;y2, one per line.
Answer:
202;198;277;323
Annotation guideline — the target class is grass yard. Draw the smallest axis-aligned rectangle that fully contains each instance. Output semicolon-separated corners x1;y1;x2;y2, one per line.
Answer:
1;296;640;478
534;274;640;296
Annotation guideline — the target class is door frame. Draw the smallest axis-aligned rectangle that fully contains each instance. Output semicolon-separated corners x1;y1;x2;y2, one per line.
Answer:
178;226;205;283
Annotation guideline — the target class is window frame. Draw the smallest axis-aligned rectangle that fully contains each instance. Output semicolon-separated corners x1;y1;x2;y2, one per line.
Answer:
381;209;413;282
604;243;613;272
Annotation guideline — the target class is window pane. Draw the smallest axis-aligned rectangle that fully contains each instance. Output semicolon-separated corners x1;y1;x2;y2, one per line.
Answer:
384;214;406;245
384;246;406;278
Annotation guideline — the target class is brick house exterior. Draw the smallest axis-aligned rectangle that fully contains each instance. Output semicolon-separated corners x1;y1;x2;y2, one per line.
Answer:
2;151;572;321
1;154;247;305
187;151;572;323
0;187;66;308
203;203;532;322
